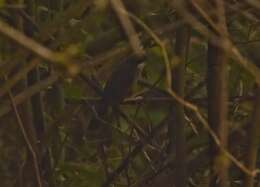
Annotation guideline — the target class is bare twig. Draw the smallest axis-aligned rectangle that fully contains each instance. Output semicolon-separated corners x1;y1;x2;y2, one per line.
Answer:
102;118;167;187
127;9;258;176
173;1;260;85
0;59;39;98
0;20;59;62
0;74;59;117
110;0;144;56
0;20;78;73
8;89;42;187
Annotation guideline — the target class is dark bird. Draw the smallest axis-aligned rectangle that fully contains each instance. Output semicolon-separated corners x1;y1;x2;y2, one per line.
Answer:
87;54;145;135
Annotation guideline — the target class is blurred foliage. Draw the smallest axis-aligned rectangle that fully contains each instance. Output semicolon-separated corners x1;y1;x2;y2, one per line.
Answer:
0;0;259;187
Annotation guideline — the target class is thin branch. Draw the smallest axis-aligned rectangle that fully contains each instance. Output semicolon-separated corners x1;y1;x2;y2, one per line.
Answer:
0;20;77;73
128;9;258;176
0;59;39;98
0;74;59;117
110;0;144;56
173;1;260;85
7;88;42;187
102;117;167;187
0;20;58;62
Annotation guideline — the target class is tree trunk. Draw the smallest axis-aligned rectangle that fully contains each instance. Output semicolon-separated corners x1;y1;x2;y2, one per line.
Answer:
168;4;191;186
207;1;229;186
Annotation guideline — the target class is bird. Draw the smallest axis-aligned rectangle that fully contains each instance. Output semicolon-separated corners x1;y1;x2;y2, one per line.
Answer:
86;54;145;138
103;54;145;107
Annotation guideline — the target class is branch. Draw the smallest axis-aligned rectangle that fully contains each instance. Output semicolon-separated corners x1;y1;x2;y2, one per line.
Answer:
0;74;59;117
102;118;167;187
110;0;144;56
8;88;42;187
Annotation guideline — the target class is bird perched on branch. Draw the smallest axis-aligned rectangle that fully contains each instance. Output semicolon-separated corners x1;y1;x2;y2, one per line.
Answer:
86;54;145;139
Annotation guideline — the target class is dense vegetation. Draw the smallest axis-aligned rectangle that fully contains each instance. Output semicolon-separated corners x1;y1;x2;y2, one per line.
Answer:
0;0;259;187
